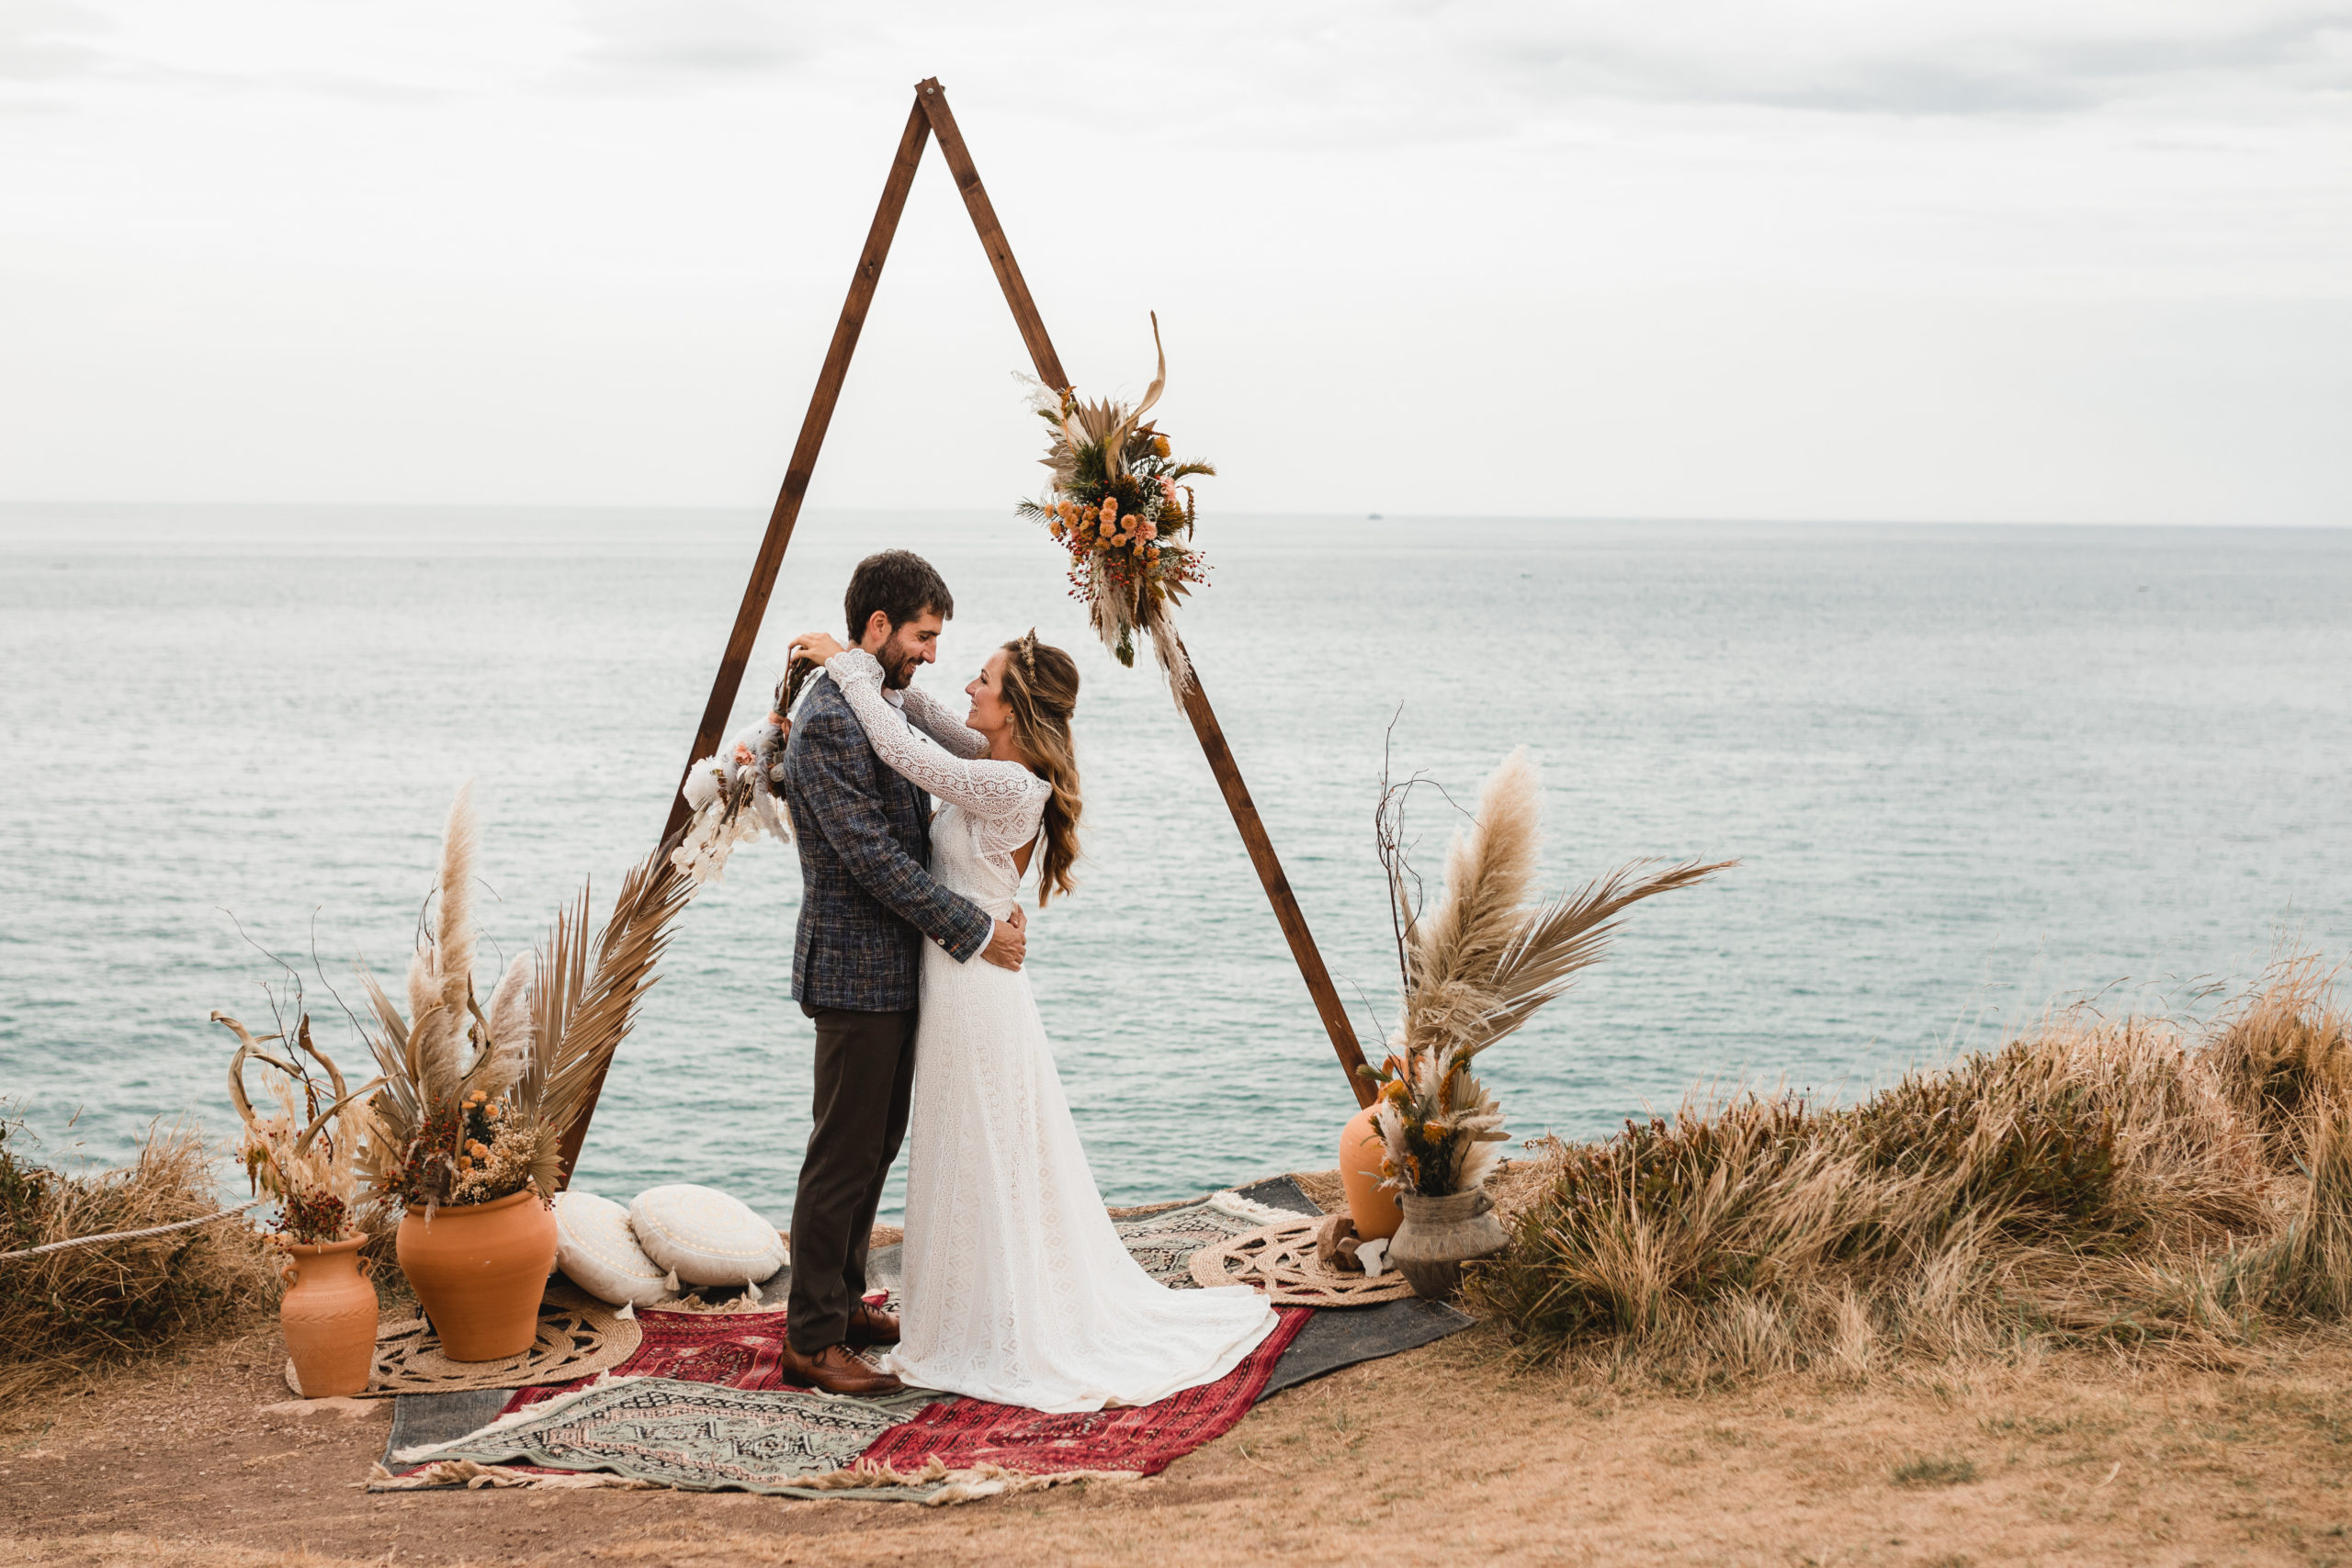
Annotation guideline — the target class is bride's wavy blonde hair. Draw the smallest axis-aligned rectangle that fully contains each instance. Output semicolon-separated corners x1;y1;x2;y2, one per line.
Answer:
1002;630;1082;907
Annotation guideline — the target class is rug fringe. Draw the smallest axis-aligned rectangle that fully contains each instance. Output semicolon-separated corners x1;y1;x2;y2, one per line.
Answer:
366;1460;662;1492
1207;1190;1301;1225
805;1456;1145;1505
364;1454;1142;1504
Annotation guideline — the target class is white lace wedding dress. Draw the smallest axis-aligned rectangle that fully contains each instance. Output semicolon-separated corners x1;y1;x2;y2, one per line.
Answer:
821;649;1279;1413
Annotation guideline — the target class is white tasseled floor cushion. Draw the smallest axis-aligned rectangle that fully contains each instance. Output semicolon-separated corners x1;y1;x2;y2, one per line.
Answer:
551;1190;673;1309
628;1184;788;1298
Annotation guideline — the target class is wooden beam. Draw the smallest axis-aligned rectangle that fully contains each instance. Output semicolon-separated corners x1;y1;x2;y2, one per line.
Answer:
1171;634;1376;1104
914;79;1067;391
660;94;934;843
561;94;933;1184
919;78;1374;1107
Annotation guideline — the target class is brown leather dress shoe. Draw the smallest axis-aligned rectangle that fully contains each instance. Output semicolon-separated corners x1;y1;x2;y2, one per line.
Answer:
847;1303;901;1346
776;1342;903;1396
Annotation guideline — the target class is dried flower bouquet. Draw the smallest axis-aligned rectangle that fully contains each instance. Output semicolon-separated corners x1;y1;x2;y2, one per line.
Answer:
1368;747;1733;1199
216;1008;379;1246
1018;312;1215;694
354;785;694;1222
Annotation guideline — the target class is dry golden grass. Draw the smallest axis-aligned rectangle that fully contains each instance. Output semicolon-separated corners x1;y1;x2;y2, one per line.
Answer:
1471;954;2352;1383
0;1118;277;1407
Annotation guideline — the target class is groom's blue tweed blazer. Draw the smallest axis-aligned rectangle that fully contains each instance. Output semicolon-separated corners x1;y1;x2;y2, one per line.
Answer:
780;671;993;1011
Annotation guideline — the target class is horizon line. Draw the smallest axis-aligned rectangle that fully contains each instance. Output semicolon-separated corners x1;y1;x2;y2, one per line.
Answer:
0;501;2343;531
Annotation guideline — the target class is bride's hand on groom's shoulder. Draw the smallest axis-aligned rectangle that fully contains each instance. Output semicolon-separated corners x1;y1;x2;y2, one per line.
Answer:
789;631;847;666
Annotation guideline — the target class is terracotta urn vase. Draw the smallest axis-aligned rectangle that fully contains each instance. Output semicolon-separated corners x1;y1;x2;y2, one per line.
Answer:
278;1234;379;1397
1338;1100;1404;1244
1389;1189;1510;1301
396;1189;559;1361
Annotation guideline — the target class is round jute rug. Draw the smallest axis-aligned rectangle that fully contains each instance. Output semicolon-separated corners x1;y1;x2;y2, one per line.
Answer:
1188;1218;1419;1307
285;1281;641;1398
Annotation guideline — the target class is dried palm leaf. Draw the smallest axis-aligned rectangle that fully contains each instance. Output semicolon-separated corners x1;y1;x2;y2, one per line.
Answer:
356;963;422;1154
519;884;589;1124
1467;856;1736;1059
536;844;695;1150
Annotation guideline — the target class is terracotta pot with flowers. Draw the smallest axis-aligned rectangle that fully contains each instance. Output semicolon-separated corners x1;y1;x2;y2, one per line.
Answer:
1363;748;1732;1300
354;786;694;1359
219;1009;383;1397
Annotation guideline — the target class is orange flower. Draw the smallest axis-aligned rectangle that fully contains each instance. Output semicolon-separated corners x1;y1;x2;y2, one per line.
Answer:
1151;434;1171;458
1098;496;1117;524
1098;518;1115;538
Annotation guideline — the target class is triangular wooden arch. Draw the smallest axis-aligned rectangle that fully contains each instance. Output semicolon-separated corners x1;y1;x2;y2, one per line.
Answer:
559;79;1371;1176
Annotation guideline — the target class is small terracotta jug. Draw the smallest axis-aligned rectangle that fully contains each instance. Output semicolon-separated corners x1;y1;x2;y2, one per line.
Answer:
1338;1101;1403;1243
397;1188;559;1361
278;1235;378;1398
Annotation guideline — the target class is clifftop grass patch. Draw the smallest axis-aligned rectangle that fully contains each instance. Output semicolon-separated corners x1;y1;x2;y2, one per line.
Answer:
1472;954;2352;1381
1;1119;275;1409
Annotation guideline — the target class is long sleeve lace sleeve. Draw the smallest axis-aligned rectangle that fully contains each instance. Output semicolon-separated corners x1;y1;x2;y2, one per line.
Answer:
897;682;989;759
827;649;1048;822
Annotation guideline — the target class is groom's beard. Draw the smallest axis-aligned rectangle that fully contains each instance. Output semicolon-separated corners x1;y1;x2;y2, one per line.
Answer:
876;643;918;690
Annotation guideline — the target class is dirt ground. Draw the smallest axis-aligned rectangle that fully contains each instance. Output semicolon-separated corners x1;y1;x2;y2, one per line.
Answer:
7;1314;2352;1568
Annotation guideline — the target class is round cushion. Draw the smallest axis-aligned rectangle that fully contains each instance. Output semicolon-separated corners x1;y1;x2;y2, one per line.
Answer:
628;1184;787;1289
551;1190;671;1308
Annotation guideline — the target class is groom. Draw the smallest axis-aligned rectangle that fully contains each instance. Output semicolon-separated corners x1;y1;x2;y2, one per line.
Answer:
775;549;1026;1395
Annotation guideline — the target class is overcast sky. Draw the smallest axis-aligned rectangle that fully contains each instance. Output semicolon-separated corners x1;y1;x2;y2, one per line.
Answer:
3;2;2346;523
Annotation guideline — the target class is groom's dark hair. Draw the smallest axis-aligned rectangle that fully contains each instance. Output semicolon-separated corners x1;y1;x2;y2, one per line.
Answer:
844;549;955;639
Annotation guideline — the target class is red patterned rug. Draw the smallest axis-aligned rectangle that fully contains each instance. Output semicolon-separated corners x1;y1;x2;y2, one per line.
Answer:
854;1307;1311;1478
502;1304;830;1412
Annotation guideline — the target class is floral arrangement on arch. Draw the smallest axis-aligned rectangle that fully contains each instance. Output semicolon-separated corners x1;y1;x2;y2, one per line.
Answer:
669;709;790;888
1017;313;1215;694
1366;746;1732;1198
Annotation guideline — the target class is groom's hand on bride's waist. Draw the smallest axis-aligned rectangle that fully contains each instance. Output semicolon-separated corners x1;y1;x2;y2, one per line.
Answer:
979;906;1026;971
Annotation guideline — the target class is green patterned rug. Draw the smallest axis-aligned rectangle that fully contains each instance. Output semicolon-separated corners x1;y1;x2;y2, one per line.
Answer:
384;1375;944;1498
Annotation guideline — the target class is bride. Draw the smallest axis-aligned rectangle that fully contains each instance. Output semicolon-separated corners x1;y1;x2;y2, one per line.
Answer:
787;626;1278;1413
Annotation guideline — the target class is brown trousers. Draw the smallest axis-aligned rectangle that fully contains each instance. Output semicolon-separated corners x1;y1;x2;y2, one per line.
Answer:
786;1004;917;1354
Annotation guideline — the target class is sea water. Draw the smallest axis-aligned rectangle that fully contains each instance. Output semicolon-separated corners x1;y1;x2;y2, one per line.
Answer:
3;507;2347;1222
